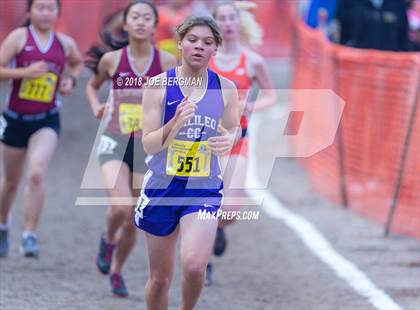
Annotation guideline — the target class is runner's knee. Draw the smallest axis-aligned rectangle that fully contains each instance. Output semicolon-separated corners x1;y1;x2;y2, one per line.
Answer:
2;178;20;192
122;217;137;234
149;274;171;292
110;205;131;220
182;256;207;279
27;167;45;187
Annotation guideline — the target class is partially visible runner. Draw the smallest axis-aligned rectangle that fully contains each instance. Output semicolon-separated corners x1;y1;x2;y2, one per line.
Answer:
155;0;192;58
207;0;276;285
135;15;241;309
85;0;176;297
0;0;82;258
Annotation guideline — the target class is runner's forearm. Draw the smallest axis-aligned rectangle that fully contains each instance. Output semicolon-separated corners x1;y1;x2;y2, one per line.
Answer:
228;125;242;146
0;67;27;80
143;117;181;155
85;83;102;111
66;62;82;80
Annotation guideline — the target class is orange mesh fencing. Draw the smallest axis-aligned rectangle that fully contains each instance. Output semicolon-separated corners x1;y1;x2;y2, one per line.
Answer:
292;19;420;238
290;20;342;205
253;0;295;58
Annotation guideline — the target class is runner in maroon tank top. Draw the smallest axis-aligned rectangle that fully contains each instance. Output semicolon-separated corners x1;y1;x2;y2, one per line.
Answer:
6;24;66;115
0;0;82;258
85;0;176;297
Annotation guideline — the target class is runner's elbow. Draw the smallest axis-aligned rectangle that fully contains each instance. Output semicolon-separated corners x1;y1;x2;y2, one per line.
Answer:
142;134;160;155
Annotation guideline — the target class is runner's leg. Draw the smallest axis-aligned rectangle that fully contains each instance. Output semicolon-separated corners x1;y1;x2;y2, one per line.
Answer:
144;228;178;310
101;161;133;245
23;128;58;231
110;172;144;274
0;145;26;224
179;212;218;310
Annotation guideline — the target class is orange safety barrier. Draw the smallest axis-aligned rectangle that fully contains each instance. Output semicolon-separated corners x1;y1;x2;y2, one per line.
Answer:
253;0;295;58
292;19;420;238
290;20;342;205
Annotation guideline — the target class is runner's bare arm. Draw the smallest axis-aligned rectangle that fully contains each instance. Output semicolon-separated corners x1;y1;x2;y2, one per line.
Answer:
208;77;241;156
142;73;197;155
85;51;119;118
248;51;276;111
57;33;82;95
57;33;83;79
0;28;46;80
159;50;177;71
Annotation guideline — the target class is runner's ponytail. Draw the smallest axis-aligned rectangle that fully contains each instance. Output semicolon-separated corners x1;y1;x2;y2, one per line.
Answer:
85;31;128;74
235;1;263;47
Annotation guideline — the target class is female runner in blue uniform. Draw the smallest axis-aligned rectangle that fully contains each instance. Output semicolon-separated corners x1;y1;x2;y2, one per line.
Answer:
136;15;241;310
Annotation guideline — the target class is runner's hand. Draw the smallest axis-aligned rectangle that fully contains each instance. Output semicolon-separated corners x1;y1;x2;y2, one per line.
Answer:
92;102;107;119
208;125;236;156
59;77;73;96
24;61;48;79
173;96;197;130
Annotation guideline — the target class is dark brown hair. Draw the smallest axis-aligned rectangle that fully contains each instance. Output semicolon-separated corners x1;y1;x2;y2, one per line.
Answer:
176;15;222;47
27;0;61;12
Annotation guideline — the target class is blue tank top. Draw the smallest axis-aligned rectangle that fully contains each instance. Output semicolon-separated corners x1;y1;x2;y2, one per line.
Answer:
146;68;224;180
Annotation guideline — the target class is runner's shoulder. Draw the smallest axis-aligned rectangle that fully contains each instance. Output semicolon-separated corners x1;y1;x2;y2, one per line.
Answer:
218;75;237;90
143;71;167;105
100;49;123;73
8;27;27;39
218;75;239;106
147;71;168;89
56;32;76;47
102;49;123;62
244;48;263;63
4;27;27;52
157;49;177;71
244;48;265;71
